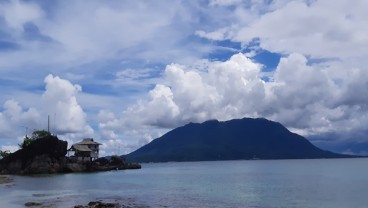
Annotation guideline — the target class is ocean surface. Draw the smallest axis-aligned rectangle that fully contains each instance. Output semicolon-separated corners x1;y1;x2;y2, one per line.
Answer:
1;158;368;207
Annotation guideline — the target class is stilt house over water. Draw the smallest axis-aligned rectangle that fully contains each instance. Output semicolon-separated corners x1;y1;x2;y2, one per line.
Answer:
68;138;102;162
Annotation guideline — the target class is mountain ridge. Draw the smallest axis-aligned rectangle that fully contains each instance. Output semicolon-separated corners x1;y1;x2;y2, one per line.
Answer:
126;118;354;162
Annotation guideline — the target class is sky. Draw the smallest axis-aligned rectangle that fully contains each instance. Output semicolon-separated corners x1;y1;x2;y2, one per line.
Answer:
1;0;368;156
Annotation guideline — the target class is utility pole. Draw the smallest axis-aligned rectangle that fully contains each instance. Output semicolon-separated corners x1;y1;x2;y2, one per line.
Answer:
54;113;56;136
21;126;28;137
47;115;50;133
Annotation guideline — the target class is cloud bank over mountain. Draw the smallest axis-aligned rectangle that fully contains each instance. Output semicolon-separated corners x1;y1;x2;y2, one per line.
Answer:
1;0;368;155
99;52;368;152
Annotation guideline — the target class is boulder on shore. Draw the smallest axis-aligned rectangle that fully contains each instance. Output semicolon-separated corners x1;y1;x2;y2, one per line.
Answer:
0;135;67;174
63;156;141;173
89;156;141;171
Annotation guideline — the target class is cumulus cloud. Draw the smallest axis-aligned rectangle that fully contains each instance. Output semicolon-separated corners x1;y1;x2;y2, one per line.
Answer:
42;75;93;136
186;0;368;155
0;74;93;144
99;54;266;152
0;99;40;139
98;52;368;154
121;53;264;127
199;0;368;60
0;1;220;122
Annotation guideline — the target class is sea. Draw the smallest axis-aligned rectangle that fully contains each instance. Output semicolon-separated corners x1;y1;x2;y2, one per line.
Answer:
1;158;367;208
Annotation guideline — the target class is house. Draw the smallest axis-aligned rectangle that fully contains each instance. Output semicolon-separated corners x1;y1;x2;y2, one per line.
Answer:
68;138;102;161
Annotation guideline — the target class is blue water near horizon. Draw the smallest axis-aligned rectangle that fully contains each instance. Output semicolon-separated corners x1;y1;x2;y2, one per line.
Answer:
1;158;368;207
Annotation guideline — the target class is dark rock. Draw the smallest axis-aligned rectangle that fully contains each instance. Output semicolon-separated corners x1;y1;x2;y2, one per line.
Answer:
88;201;118;207
75;201;121;208
25;201;43;207
125;163;141;170
64;162;88;172
89;156;141;172
110;156;124;166
75;200;149;208
94;157;109;166
0;135;67;174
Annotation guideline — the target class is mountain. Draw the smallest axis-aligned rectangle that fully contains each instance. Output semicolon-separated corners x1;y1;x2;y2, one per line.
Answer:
126;118;353;162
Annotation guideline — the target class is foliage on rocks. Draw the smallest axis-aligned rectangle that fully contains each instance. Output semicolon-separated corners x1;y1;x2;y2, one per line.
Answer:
19;130;51;149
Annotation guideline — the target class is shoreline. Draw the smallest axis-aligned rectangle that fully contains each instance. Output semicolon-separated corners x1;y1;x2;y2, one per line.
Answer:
23;195;150;208
74;200;150;208
0;175;13;184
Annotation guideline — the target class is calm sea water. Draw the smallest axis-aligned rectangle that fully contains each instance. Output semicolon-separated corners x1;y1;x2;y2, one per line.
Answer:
1;158;367;208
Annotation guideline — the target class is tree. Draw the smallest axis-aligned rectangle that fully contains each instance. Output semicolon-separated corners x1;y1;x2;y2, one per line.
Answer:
31;130;50;139
0;150;10;159
18;130;51;149
19;136;36;149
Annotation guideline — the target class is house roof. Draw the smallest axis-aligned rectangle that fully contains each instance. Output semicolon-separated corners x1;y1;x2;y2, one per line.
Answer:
70;144;92;152
74;138;102;145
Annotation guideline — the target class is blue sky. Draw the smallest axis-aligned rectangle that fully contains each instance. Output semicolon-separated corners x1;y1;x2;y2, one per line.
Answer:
1;0;368;156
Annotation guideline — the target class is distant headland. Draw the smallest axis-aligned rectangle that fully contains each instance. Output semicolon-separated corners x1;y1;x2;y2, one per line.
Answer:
126;117;357;163
0;133;140;175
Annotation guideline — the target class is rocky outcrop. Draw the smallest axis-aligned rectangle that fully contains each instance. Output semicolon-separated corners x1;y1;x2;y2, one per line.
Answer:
74;201;120;208
90;156;141;171
63;156;141;173
0;136;141;175
65;162;88;172
0;135;67;174
74;200;149;208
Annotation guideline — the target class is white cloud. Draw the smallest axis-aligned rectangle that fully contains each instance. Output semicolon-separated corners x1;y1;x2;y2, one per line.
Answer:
114;67;163;89
1;145;19;153
0;1;217;122
42;75;93;136
1;0;368;155
97;110;115;124
132;53;264;126
199;0;368;60
0;99;40;139
99;53;266;152
196;26;237;41
0;0;43;30
0;75;93;145
124;84;181;128
98;52;368;153
209;0;242;7
116;68;154;81
0;0;209;70
0;0;231;121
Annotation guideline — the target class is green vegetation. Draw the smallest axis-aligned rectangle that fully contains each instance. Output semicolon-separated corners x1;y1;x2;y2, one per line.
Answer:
18;136;36;149
19;130;51;149
30;130;51;139
0;150;10;159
